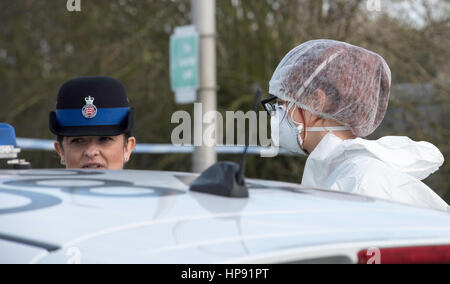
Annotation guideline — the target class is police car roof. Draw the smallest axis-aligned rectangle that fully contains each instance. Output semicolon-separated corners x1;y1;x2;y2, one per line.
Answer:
0;169;449;264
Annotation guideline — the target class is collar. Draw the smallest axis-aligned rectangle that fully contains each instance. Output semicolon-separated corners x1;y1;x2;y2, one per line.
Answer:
308;132;345;161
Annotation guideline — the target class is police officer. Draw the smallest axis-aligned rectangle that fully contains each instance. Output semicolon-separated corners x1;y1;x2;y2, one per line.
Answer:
50;76;136;169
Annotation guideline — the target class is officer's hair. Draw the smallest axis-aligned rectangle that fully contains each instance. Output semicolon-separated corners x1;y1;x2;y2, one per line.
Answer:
57;132;132;147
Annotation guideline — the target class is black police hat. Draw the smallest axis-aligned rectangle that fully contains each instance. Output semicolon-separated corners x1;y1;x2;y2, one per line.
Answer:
49;76;135;137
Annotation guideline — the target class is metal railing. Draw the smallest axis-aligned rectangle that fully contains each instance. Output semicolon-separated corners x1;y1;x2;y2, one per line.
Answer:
16;138;290;155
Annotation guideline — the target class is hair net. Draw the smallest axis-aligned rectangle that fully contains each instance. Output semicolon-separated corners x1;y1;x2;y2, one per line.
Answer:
269;39;391;137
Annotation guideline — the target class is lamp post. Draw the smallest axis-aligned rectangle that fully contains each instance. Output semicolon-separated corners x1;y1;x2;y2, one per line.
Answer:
191;0;217;172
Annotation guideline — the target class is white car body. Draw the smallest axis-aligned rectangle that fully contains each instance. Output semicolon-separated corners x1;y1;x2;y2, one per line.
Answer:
0;169;449;264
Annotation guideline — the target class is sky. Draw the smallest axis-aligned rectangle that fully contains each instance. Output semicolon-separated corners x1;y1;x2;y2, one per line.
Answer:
372;0;449;28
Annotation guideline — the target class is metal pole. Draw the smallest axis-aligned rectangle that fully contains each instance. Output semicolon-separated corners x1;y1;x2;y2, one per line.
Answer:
191;0;217;172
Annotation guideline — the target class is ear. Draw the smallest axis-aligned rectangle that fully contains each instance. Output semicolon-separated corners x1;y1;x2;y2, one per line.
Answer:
124;137;136;162
54;141;66;165
311;89;327;113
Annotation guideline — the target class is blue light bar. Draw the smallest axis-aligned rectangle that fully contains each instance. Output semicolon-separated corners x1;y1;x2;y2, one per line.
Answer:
0;123;17;147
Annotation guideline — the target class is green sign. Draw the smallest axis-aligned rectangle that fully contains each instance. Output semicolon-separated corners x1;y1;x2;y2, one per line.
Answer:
170;26;199;104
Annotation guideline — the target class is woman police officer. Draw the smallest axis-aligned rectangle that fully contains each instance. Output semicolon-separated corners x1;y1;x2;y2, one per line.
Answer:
50;76;136;170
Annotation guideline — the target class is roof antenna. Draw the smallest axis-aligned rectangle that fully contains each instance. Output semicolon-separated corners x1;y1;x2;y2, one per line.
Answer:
190;86;262;198
236;86;261;186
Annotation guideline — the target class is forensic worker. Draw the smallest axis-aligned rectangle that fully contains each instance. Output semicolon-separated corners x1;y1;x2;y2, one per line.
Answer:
263;39;449;211
50;76;136;170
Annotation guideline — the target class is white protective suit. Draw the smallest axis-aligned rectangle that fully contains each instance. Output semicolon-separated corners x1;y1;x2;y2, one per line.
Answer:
302;133;449;211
